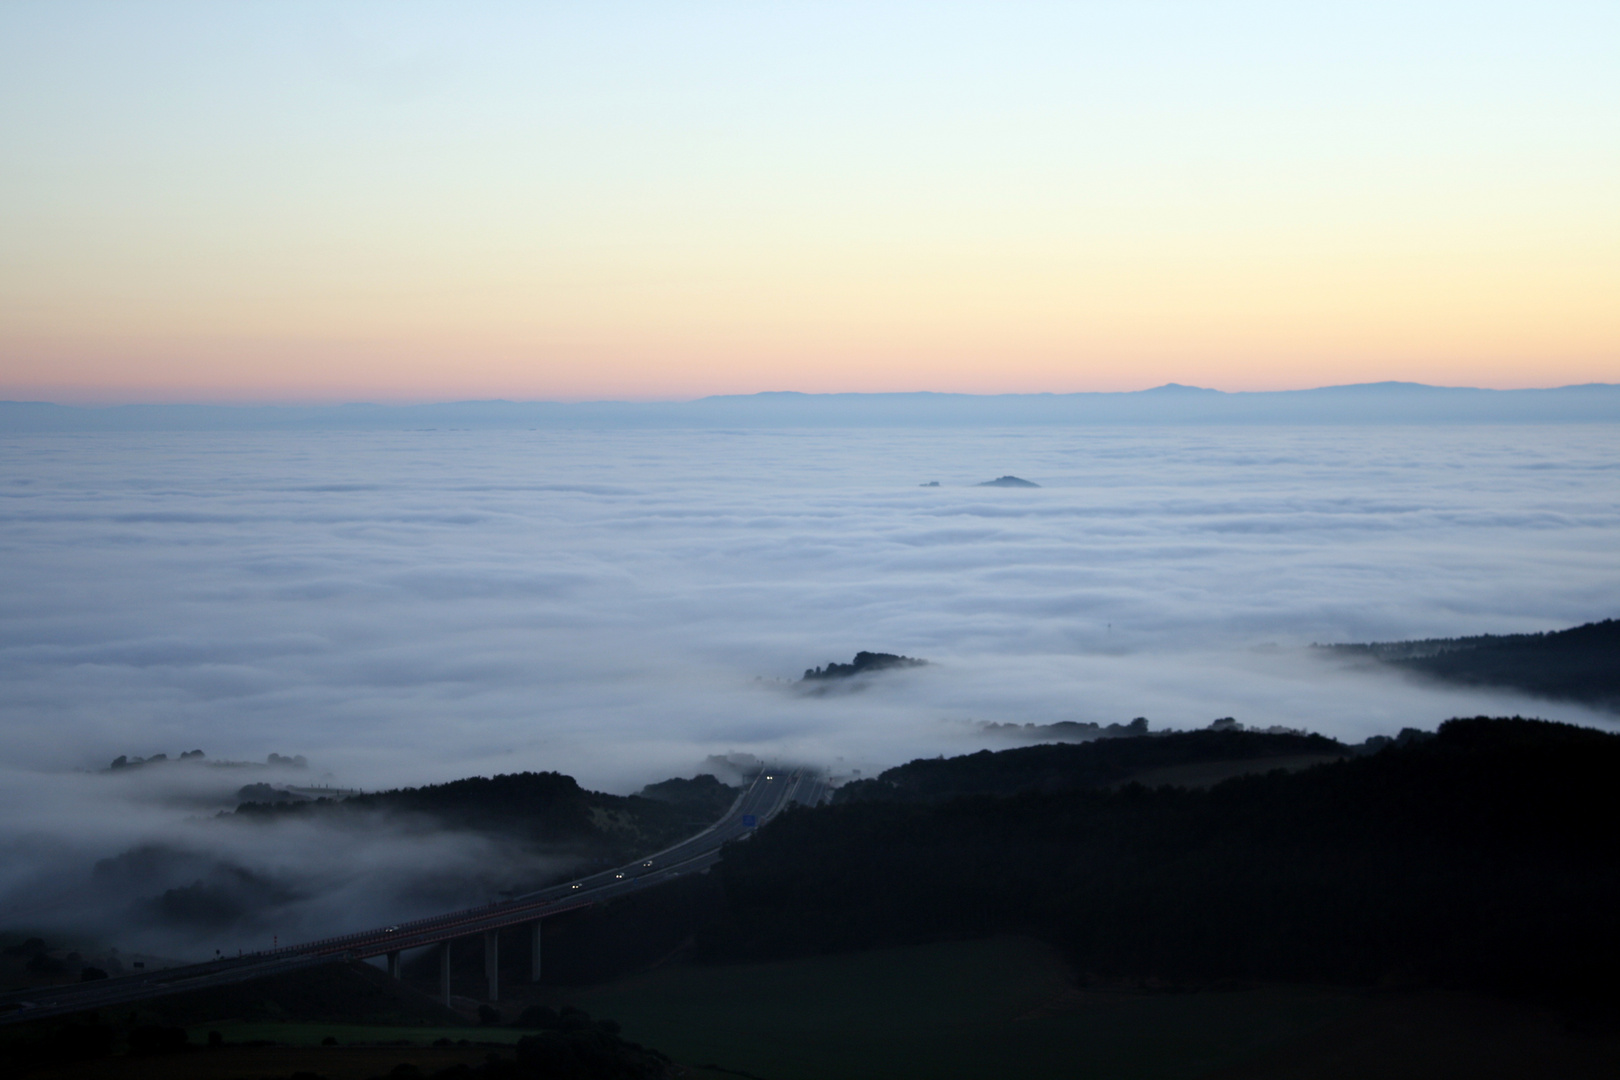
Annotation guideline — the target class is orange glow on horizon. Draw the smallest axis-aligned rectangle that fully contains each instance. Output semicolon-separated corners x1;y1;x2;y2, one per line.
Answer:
2;5;1616;405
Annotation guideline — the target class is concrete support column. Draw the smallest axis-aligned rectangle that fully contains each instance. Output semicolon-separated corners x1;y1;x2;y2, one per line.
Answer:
386;950;401;980
530;920;542;984
439;940;452;1007
484;929;500;1002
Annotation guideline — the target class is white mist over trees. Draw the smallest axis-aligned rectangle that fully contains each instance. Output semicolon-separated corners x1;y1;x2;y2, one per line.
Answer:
0;423;1617;953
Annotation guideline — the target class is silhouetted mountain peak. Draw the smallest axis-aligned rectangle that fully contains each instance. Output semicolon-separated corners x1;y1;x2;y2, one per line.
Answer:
1141;383;1220;394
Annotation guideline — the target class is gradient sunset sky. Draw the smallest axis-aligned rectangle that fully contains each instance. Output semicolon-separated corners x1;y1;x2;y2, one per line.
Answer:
2;2;1615;404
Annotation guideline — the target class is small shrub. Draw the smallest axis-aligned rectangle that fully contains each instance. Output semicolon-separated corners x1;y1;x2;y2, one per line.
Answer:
126;1025;189;1055
515;1004;559;1030
26;952;66;974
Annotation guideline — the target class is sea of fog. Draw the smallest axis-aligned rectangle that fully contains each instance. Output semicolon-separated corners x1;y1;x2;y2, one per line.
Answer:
2;424;1618;952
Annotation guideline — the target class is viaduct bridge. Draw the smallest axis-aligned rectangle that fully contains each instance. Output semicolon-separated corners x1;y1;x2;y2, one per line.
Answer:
0;768;824;1025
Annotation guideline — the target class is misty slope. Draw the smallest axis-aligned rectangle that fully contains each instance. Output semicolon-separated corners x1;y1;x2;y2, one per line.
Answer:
833;728;1348;803
1323;618;1620;708
42;771;741;956
233;771;736;858
716;718;1620;1007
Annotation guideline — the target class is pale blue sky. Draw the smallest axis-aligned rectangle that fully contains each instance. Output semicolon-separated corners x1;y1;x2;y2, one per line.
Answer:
2;2;1616;401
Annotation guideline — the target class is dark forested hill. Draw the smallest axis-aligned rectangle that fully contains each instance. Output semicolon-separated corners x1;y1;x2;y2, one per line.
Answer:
1320;618;1620;708
834;728;1349;803
636;773;739;823
232;771;725;859
714;717;1620;1008
801;651;927;681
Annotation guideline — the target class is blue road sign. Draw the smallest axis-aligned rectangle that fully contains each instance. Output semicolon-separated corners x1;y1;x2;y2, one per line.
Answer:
742;815;758;827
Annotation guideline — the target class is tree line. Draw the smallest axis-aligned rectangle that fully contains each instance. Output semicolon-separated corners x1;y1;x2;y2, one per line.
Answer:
709;718;1620;1009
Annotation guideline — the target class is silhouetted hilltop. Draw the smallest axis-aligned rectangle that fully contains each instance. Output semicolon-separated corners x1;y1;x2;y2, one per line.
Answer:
104;749;307;771
977;475;1039;487
835;727;1347;803
715;717;1620;1009
231;771;716;857
802;651;928;681
1321;618;1620;708
981;717;1153;742
636;773;739;822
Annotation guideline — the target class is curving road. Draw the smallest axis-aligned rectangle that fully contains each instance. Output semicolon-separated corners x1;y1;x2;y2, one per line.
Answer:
0;768;824;1025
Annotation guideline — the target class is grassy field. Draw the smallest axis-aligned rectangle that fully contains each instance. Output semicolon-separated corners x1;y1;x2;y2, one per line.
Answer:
514;936;1336;1080
15;936;1619;1078
190;1020;528;1046
528;936;1619;1080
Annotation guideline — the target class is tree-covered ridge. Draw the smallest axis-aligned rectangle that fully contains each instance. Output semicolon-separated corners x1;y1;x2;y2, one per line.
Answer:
716;718;1620;1007
635;773;738;823
1320;618;1620;708
801;651;927;681
232;771;718;857
834;727;1349;803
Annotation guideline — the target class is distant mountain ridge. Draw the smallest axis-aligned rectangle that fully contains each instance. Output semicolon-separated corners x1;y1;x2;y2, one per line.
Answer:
6;382;1620;431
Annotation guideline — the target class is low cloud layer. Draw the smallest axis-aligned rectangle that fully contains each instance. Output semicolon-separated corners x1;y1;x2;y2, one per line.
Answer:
3;424;1618;951
0;760;569;958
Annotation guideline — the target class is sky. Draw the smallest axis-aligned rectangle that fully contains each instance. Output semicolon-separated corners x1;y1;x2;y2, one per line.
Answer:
3;425;1617;951
2;1;1617;404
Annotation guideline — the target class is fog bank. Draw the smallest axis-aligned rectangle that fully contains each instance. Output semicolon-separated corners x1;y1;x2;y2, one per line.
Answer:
2;424;1617;949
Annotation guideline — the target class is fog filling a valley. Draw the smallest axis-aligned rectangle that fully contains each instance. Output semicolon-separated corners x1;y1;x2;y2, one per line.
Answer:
3;424;1618;956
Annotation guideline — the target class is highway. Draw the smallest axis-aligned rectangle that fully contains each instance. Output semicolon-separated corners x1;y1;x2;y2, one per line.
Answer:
0;767;825;1025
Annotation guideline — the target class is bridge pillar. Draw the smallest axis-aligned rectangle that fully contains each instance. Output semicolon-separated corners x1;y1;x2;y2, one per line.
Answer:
439;940;452;1007
386;950;401;980
484;929;499;1002
530;920;542;984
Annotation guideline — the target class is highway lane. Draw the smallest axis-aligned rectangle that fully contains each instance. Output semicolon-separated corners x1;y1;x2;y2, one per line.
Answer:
0;767;824;1025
